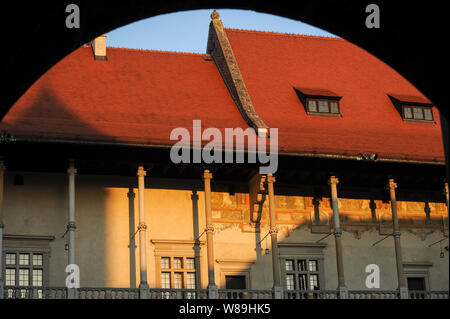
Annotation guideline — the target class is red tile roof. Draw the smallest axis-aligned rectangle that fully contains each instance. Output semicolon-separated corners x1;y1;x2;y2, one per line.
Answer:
0;46;248;146
225;28;444;162
0;30;444;163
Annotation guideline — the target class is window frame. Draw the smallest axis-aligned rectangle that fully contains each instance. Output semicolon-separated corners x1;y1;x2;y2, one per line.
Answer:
283;257;322;291
2;235;53;299
215;259;254;290
305;98;342;117
159;256;197;289
401;105;435;123
152;239;204;289
279;243;327;292
403;262;432;292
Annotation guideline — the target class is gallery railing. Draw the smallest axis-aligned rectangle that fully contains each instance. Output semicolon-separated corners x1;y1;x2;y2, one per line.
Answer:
2;286;449;299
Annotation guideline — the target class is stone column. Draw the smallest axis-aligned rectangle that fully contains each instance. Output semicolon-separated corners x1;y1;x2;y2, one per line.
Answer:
0;160;5;299
128;188;137;289
191;190;202;290
67;161;77;299
328;176;348;299
445;182;449;236
387;178;408;299
202;169;218;298
266;174;283;299
137;166;149;298
445;182;449;211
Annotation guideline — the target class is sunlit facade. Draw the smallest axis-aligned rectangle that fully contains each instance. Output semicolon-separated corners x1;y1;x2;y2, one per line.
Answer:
0;11;448;299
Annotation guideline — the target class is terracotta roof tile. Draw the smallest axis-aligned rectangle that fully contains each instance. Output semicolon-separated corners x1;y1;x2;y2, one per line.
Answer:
224;28;444;162
0;31;444;163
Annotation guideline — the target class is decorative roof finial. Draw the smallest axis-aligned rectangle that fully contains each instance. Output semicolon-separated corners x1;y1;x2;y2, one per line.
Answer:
211;10;220;20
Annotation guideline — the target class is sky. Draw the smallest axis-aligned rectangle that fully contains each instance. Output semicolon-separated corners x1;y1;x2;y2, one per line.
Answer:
107;9;337;53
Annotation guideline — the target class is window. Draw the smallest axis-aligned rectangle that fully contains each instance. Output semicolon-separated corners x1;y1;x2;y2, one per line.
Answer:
225;275;246;289
4;252;45;298
306;98;341;116
407;277;426;291
158;256;197;289
403;262;432;299
284;258;321;290
279;243;326;292
402;105;434;122
3;235;53;299
152;239;204;297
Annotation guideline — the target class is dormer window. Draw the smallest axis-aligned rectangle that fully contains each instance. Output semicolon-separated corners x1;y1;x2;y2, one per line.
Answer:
388;94;434;123
402;105;433;121
307;99;340;115
294;87;342;117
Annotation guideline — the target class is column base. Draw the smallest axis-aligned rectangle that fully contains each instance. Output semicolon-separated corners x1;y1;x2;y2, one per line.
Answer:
399;286;409;299
67;288;78;299
337;285;348;299
208;284;218;299
0;279;4;299
139;283;150;299
273;285;284;299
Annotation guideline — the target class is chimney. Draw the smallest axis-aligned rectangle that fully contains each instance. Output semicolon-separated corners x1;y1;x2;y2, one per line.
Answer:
90;34;107;61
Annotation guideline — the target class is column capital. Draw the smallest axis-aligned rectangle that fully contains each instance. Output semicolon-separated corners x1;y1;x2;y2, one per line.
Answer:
127;189;135;199
66;222;77;231
205;224;214;233
266;174;276;184
137;222;147;231
191;190;199;201
67;163;77;176
387;178;397;190
328;176;339;185
137;166;146;177
269;226;278;234
202;169;212;181
333;229;342;236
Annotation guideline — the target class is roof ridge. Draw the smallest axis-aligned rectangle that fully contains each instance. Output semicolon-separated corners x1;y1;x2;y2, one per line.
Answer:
224;27;341;40
82;45;209;57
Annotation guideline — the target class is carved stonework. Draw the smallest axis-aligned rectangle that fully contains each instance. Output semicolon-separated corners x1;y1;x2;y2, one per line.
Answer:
67;222;77;231
137;222;147;231
67;165;77;176
387;179;397;190
328;176;339;185
202;169;212;181
205;224;215;233
406;228;437;241
137;166;146;177
269;226;278;235
210;10;220;20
